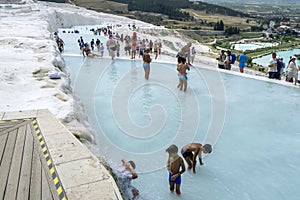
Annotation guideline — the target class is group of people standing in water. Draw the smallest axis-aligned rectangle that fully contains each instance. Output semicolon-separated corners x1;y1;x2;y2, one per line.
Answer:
78;30;162;60
77;30;165;81
75;29;198;91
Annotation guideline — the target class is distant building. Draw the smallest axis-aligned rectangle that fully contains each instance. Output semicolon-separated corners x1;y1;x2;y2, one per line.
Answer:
281;21;300;28
269;21;275;28
189;0;202;4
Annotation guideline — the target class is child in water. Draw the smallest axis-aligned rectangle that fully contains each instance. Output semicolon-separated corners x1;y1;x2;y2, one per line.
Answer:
142;48;152;80
181;143;212;173
177;57;190;92
115;159;139;200
166;144;186;195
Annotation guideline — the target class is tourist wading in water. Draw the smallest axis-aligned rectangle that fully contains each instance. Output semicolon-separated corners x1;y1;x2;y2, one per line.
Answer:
166;144;186;195
116;159;139;200
131;32;138;59
142;49;152;80
179;42;192;66
106;35;117;60
177;57;190;92
181;143;212;173
82;43;100;57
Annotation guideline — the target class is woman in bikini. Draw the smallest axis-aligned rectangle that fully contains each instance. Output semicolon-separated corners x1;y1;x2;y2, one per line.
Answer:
142;49;152;80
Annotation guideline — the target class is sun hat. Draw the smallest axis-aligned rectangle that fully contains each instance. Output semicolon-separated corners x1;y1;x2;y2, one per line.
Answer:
290;56;297;62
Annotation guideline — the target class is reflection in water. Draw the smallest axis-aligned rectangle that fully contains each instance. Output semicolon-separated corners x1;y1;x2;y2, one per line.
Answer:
109;61;119;83
142;84;152;121
130;60;137;82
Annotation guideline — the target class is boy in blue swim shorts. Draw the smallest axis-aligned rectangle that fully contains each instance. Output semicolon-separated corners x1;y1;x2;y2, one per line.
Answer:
166;144;186;195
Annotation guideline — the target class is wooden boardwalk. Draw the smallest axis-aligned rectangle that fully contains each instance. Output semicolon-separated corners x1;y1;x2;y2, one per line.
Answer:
0;119;64;200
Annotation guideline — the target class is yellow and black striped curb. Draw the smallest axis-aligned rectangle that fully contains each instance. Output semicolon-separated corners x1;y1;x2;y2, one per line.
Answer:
0;118;32;123
32;119;67;200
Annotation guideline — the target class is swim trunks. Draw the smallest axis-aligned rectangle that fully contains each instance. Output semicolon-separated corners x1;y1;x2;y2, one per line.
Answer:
169;173;181;184
143;63;150;68
181;149;193;158
179;75;187;81
179;75;185;81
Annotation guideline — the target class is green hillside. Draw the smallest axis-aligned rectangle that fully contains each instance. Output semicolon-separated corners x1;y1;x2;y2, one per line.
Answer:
111;0;249;19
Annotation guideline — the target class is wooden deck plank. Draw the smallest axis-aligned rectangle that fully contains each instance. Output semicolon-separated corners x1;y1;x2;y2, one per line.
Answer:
17;124;34;199
42;164;54;200
0;129;18;199
4;125;27;200
0;121;30;136
0;126;13;133
0;124;15;134
0;121;25;133
0;118;66;200
29;134;42;200
0;133;9;165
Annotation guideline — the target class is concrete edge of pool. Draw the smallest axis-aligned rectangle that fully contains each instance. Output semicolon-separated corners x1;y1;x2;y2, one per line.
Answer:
0;109;123;200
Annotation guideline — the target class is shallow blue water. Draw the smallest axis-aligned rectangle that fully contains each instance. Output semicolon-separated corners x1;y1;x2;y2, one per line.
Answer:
235;43;272;51
60;29;300;200
253;48;300;67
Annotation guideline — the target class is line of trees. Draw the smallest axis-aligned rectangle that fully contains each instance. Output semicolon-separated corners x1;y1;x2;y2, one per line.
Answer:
225;27;240;35
128;0;194;21
214;20;224;31
134;13;163;25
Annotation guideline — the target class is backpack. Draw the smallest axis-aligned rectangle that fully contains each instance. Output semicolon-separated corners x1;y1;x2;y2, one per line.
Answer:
231;53;236;64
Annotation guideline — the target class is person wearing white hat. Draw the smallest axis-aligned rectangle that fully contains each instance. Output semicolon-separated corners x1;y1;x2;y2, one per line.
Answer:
286;56;298;85
275;56;284;80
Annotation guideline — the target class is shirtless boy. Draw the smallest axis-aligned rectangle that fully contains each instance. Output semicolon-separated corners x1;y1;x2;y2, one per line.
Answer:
181;143;212;173
166;144;186;195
